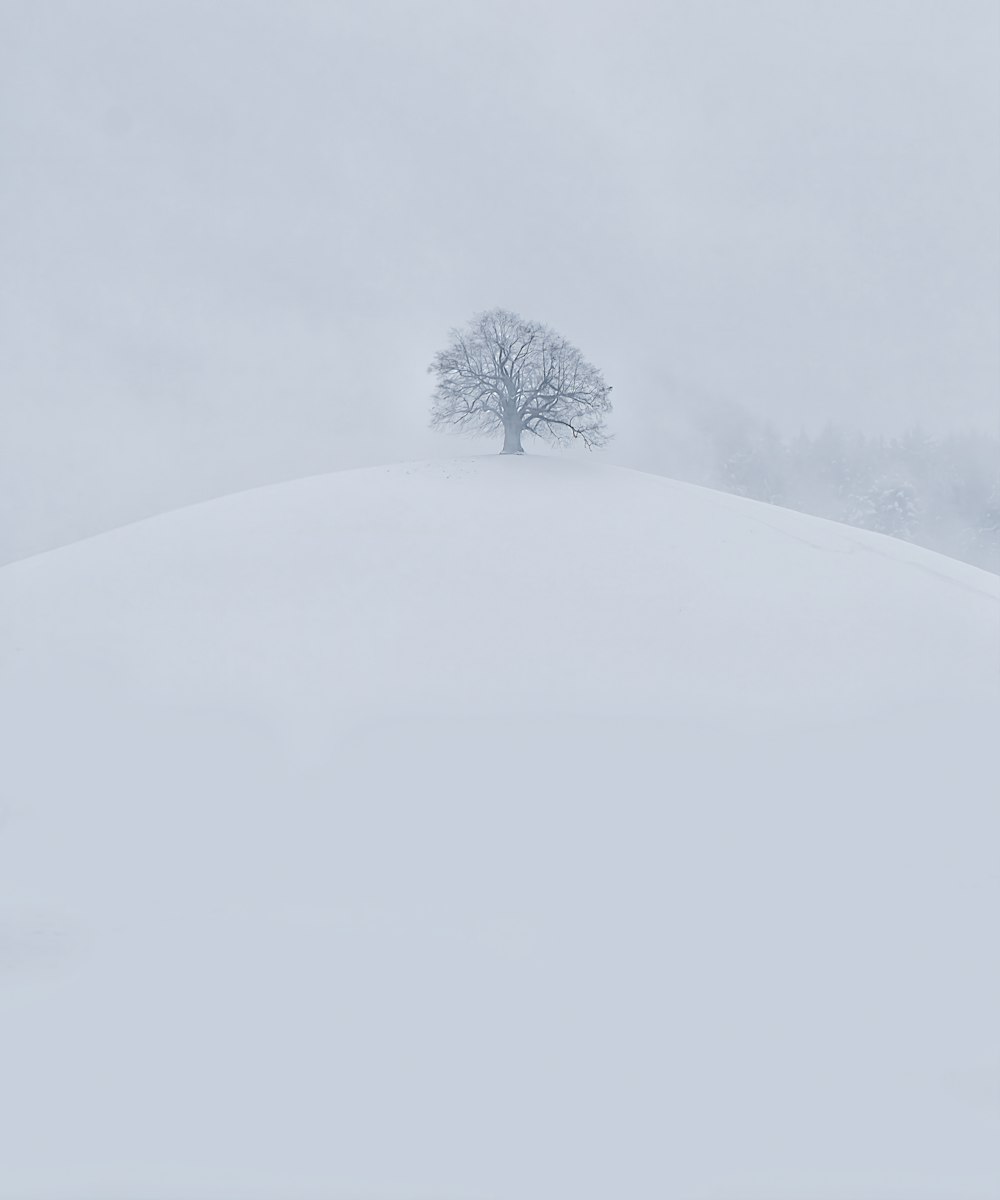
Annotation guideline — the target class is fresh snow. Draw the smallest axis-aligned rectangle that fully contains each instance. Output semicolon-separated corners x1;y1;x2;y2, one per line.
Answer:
1;455;998;1199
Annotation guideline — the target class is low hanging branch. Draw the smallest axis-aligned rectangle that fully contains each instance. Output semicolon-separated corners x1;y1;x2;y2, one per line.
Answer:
429;309;613;455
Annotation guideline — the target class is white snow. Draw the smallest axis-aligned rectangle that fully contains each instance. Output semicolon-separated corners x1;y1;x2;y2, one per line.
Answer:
1;455;998;1199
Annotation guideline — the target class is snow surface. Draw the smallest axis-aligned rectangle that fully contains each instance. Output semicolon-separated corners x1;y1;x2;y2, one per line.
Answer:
1;455;998;1200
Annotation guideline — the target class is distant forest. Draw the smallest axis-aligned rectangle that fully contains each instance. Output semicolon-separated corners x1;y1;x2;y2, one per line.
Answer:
708;424;999;574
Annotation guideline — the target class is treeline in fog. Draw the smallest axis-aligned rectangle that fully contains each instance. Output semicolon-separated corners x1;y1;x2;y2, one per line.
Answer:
710;423;999;574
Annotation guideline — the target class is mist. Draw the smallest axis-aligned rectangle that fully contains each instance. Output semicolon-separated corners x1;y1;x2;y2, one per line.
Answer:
3;7;1000;1195
2;0;997;563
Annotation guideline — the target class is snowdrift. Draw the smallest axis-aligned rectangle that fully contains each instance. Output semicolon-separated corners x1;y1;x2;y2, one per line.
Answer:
1;456;998;1199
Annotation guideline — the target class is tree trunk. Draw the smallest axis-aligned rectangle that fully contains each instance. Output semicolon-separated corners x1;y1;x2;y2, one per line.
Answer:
501;420;524;454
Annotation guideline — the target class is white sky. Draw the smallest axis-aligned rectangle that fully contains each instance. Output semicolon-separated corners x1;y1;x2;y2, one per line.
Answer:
2;0;998;560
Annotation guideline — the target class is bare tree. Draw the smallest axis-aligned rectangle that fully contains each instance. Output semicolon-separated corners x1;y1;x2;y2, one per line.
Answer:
429;309;612;454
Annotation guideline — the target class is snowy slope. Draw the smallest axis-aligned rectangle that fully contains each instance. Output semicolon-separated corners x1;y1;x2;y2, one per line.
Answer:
1;456;998;1200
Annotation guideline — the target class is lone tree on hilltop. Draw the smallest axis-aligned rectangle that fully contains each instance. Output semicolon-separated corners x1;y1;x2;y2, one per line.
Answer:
429;309;612;454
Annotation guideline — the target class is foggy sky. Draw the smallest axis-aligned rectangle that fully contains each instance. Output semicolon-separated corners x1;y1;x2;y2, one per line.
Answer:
2;0;998;562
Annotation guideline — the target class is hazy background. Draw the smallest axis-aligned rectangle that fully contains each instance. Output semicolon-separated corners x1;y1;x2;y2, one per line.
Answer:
2;0;998;563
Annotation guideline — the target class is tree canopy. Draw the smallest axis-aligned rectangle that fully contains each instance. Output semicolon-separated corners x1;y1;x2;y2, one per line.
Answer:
429;309;612;454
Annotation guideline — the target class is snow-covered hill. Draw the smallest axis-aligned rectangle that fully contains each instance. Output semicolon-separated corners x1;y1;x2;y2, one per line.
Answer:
1;457;998;1200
